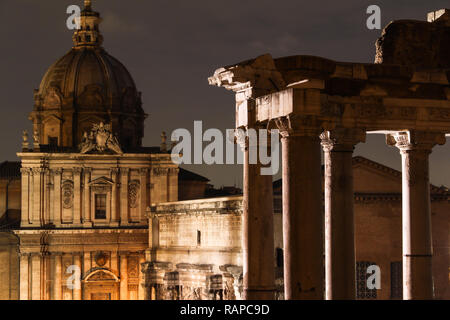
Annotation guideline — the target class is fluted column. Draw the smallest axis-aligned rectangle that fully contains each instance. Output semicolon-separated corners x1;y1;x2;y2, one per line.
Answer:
320;128;365;300
387;131;445;300
237;126;275;300
276;116;324;300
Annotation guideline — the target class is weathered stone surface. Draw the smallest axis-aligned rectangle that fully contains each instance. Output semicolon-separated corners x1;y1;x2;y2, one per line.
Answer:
375;9;450;68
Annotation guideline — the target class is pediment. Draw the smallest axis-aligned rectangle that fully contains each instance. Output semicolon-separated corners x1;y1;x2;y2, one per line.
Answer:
84;268;119;282
89;176;114;186
352;156;402;194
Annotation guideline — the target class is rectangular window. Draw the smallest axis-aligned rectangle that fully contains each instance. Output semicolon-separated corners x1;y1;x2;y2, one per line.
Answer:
391;261;402;299
95;194;107;219
356;261;377;299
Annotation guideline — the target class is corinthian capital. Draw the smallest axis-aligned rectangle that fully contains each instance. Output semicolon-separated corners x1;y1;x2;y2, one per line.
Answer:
275;115;322;138
320;128;366;152
386;131;446;153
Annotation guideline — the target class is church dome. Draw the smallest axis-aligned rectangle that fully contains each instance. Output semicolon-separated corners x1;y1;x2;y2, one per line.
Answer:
30;0;146;150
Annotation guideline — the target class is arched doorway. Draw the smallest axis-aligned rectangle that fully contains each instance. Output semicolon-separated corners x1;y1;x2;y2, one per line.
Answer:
83;268;119;300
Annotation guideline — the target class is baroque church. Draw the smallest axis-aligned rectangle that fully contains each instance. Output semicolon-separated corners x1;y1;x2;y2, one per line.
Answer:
0;1;448;300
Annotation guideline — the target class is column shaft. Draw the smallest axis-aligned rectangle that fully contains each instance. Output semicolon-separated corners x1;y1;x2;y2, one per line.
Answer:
323;146;355;299
282;134;324;299
321;129;364;300
387;131;445;300
241;132;275;300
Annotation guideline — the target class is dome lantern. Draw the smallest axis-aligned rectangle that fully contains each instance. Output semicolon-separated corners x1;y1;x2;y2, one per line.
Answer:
72;0;103;48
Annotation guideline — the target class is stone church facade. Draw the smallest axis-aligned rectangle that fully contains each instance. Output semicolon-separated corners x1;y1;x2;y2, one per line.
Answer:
0;1;179;300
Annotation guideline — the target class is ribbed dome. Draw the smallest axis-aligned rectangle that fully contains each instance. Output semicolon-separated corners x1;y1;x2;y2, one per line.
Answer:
30;0;146;150
37;47;138;112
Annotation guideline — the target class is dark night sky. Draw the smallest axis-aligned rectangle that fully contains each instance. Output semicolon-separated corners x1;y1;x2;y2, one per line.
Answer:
0;0;448;188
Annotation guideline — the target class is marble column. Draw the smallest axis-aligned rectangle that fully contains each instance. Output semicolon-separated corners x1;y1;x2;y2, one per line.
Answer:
387;131;445;300
83;168;92;226
53;254;62;300
320;128;365;300
237;126;275;300
19;253;29;300
277;116;324;300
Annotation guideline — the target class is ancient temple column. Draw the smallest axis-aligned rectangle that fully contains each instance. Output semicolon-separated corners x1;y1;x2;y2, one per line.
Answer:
83;168;92;226
387;131;445;300
320;128;365;300
19;253;29;300
120;253;128;300
236;125;275;300
53;254;62;300
276;116;324;300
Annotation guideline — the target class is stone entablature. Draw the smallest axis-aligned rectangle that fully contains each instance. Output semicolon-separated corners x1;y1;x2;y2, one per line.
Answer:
209;54;450;134
18;152;178;229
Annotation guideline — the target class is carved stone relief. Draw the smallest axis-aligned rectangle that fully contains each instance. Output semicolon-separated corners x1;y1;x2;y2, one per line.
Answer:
62;180;74;209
